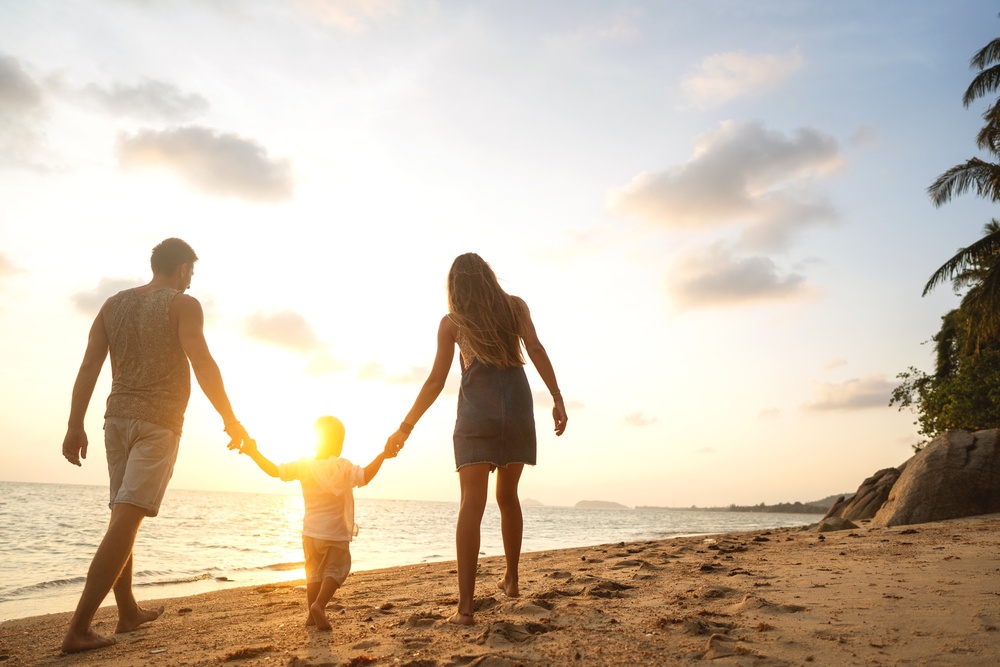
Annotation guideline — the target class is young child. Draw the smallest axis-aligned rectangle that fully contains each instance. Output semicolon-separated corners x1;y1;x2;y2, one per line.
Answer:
240;416;398;630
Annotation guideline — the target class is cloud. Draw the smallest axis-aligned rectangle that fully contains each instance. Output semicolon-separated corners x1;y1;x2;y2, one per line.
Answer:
305;351;349;375
384;366;429;385
803;375;895;412
667;242;813;310
245;310;323;353
607;120;841;251
824;358;848;370
0;54;43;111
116;126;294;201
758;408;780;419
0;54;49;170
624;411;658;426
82;79;209;121
291;0;398;31
71;277;142;314
0;253;24;279
681;48;803;109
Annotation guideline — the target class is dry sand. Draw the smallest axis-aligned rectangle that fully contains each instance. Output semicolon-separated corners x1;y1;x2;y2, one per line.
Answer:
3;514;1000;666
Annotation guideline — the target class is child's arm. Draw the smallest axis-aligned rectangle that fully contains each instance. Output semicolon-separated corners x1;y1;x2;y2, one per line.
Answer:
363;440;398;484
240;439;279;478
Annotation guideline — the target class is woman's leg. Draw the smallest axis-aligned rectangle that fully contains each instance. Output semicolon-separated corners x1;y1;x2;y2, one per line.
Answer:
495;463;524;597
451;463;490;624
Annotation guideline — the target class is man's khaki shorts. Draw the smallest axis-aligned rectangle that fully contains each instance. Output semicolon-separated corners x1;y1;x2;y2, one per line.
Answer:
302;537;352;585
105;417;180;517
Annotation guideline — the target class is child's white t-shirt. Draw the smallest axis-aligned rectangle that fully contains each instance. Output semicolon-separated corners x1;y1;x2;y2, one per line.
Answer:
278;457;366;542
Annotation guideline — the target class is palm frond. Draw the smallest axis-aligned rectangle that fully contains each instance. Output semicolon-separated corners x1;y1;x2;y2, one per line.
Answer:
960;267;1000;343
928;158;1000;206
977;103;1000;152
923;226;1000;296
933;309;961;378
970;38;1000;71
964;64;1000;107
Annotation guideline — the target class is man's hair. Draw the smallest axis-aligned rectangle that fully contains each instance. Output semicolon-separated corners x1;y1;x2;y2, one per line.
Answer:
150;238;198;275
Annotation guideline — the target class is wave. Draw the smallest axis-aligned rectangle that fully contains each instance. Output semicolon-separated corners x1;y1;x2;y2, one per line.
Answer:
1;575;87;599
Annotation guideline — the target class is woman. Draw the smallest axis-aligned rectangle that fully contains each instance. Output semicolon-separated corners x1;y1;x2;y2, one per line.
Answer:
388;253;567;625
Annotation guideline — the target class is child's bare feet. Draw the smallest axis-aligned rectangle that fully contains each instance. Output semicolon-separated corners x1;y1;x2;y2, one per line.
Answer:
310;602;332;631
447;611;475;626
61;628;116;654
116;604;164;634
305;613;315;626
497;576;519;598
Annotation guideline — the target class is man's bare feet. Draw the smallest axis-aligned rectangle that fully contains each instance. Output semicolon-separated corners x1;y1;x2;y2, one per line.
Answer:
309;602;332;631
61;628;116;654
116;605;164;634
497;576;520;598
447;611;475;626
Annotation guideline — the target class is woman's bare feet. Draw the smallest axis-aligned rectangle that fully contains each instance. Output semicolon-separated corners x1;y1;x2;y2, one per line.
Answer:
116;604;164;634
497;576;520;598
61;628;116;654
447;611;475;626
310;602;332;631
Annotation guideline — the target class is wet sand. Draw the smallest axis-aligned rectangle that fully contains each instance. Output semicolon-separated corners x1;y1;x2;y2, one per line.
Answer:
3;514;1000;666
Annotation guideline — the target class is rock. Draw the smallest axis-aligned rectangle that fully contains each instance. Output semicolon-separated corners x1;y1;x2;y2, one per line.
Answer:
824;467;901;521
814;517;858;532
871;429;1000;527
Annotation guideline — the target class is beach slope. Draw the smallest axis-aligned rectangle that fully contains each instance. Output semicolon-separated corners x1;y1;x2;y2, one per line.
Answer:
4;515;1000;665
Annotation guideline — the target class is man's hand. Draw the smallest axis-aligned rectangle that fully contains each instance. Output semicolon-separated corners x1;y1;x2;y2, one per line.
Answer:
224;421;250;452
62;427;89;467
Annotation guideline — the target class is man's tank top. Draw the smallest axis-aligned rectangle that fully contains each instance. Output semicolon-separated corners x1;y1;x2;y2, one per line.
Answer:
104;288;191;435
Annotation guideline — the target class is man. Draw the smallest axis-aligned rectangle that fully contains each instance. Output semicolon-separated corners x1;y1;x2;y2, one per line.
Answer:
60;238;250;653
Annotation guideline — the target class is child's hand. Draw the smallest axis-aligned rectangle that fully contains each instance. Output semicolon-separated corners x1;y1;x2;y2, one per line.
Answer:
383;435;403;459
240;438;258;455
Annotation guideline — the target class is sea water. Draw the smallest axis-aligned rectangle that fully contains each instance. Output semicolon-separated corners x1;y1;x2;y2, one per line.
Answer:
0;481;819;622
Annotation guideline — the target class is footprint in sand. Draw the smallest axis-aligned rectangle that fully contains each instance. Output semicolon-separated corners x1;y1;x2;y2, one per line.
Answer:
730;594;807;614
475;620;559;647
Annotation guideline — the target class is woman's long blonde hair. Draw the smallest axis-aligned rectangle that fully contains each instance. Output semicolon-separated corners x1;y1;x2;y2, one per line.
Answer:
447;253;526;368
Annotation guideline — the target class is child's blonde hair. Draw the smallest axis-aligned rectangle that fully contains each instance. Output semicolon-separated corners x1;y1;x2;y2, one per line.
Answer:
314;416;345;457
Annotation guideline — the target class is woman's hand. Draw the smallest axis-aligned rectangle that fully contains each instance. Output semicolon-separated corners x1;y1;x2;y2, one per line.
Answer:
553;397;567;436
386;429;408;457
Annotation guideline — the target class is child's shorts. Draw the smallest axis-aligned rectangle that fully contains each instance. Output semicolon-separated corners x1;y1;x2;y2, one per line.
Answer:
303;536;352;585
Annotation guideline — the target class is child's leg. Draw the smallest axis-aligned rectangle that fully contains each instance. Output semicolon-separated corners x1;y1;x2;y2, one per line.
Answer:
304;582;320;625
495;464;524;598
309;576;340;631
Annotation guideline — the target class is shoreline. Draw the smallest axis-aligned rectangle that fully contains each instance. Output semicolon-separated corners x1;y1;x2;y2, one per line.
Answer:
4;515;1000;665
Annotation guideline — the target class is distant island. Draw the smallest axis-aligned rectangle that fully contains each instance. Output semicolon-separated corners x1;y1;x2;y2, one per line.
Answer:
636;495;847;515
521;498;544;507
575;500;629;509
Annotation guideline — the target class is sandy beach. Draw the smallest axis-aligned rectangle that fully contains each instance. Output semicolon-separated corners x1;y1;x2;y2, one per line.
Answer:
3;514;1000;666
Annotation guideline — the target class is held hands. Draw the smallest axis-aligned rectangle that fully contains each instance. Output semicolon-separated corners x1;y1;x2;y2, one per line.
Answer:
224;421;250;453
62;427;89;467
240;438;259;456
385;429;408;458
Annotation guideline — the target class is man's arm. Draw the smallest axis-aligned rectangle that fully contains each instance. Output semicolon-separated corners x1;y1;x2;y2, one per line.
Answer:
172;294;248;450
239;439;279;478
62;303;111;466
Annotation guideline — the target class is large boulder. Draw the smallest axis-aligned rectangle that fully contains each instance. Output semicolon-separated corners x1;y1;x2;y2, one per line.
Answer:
823;467;902;521
871;429;1000;528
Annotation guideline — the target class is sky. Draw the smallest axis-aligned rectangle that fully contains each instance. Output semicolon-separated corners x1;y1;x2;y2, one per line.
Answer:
1;0;998;508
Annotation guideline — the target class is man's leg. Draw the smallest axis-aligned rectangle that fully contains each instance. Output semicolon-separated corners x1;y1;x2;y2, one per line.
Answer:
61;503;146;653
112;553;164;633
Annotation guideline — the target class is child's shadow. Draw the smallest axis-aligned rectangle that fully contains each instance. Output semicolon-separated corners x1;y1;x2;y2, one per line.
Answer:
289;639;341;667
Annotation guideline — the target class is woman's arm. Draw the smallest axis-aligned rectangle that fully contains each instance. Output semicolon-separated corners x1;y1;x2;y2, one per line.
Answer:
518;300;567;436
387;315;457;450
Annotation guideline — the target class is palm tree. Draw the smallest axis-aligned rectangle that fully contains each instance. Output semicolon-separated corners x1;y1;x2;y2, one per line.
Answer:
925;30;1000;346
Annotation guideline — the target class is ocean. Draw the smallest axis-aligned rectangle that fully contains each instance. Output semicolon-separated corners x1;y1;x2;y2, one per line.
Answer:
0;481;820;623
